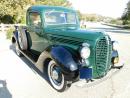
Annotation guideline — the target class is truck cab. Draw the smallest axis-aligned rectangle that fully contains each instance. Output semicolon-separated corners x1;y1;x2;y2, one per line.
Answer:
12;5;120;92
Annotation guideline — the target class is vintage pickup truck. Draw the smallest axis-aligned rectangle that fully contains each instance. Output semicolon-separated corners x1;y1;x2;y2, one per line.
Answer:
12;5;121;92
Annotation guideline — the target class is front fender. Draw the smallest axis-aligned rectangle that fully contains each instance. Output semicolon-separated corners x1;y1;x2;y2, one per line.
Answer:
36;46;79;81
50;46;79;72
49;46;79;81
111;50;119;65
12;30;18;43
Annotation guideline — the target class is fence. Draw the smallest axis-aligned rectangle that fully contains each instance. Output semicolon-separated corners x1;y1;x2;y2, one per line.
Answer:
0;24;25;33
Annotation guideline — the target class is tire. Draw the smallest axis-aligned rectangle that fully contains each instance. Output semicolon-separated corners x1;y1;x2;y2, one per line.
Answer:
18;30;28;50
47;60;71;92
15;41;23;57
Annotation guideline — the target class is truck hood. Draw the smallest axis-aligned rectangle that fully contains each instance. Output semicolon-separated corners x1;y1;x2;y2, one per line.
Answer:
45;28;106;41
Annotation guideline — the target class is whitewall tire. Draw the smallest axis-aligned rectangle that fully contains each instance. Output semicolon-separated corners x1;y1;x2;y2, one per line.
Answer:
47;60;70;92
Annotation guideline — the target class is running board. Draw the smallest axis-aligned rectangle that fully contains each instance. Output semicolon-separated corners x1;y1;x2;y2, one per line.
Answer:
19;50;39;65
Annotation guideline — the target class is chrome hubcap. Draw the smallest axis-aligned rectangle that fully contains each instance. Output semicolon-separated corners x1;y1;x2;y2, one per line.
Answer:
50;64;62;85
51;70;59;80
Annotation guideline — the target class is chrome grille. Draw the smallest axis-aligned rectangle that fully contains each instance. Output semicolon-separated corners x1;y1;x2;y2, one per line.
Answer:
95;36;112;77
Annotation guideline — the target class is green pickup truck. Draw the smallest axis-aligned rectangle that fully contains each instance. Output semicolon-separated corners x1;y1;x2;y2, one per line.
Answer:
12;5;121;92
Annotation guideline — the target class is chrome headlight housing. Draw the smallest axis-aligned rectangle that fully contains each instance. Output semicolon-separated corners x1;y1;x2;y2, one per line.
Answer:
112;41;119;50
80;43;91;59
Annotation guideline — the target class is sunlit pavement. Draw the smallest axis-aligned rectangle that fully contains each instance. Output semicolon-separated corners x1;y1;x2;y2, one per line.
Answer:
0;23;130;98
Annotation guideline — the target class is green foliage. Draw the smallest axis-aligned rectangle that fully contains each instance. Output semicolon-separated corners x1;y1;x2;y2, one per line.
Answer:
122;0;130;25
6;27;14;39
0;0;34;24
76;10;83;21
36;0;70;7
78;13;105;22
0;0;71;24
0;15;14;24
109;19;123;25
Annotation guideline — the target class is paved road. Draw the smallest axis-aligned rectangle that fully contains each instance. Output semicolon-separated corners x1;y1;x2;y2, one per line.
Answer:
0;23;130;98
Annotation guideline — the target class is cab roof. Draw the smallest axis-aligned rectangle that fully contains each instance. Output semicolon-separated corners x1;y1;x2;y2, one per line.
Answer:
28;5;76;13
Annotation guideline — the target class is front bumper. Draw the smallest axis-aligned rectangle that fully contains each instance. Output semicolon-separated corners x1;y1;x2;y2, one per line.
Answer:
73;63;124;87
63;70;79;81
111;50;119;65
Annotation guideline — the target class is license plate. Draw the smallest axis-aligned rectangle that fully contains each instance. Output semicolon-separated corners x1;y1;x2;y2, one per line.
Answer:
80;67;92;79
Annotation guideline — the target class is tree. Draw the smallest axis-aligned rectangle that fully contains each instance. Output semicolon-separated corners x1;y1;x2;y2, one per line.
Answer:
0;0;34;23
122;0;130;25
36;0;71;7
0;0;71;24
76;10;82;21
77;13;105;22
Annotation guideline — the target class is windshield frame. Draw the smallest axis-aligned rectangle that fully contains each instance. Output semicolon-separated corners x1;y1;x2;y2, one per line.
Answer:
44;11;77;26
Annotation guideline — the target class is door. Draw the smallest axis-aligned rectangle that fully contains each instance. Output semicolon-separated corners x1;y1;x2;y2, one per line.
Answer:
27;12;49;53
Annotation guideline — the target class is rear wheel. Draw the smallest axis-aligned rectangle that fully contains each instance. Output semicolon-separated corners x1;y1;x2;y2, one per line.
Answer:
18;30;28;50
47;60;71;92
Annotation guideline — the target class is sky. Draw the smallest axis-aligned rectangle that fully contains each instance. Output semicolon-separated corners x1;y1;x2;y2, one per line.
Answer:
69;0;129;18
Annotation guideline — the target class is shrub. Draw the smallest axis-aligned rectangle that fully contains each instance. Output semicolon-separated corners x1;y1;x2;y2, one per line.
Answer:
109;19;123;25
6;27;14;39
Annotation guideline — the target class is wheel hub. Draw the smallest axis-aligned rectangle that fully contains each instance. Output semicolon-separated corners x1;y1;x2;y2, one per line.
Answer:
52;70;59;80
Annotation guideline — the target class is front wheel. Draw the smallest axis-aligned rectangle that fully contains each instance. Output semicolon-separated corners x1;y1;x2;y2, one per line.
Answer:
47;60;71;92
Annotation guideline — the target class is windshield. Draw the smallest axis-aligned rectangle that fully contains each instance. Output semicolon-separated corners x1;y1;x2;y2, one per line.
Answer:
44;11;77;25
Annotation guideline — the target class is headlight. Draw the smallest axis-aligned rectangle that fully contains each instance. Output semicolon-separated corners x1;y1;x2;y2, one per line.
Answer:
80;46;90;59
113;41;119;50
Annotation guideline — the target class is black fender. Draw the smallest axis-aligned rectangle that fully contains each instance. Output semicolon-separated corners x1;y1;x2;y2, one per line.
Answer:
36;45;80;81
12;27;32;49
112;50;118;57
111;50;119;64
12;30;18;43
12;26;19;42
50;46;79;81
50;46;78;71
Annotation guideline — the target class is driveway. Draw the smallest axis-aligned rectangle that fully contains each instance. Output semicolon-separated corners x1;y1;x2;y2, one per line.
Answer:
0;23;130;98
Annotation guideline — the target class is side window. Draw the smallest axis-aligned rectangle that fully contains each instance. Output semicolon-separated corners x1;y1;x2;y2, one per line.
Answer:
29;12;41;27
